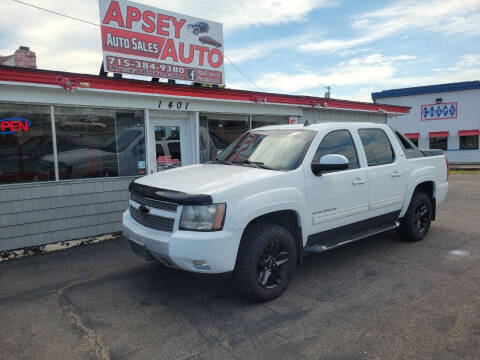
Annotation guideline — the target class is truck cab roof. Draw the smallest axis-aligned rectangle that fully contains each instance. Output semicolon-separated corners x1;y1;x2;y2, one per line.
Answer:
251;122;390;132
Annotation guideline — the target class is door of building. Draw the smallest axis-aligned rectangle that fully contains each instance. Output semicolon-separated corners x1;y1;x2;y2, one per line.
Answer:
148;118;191;173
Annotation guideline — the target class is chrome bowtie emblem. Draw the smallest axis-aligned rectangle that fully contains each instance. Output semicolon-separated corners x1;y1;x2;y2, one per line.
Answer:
139;205;150;215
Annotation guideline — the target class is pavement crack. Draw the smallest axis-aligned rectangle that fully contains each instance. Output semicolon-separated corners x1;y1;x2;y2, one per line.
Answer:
57;277;111;360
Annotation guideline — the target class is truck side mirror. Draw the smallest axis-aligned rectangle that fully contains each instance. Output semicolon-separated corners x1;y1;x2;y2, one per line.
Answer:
311;154;349;175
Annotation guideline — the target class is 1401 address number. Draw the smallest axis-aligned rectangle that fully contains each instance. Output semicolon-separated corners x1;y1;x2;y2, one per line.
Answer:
158;100;189;110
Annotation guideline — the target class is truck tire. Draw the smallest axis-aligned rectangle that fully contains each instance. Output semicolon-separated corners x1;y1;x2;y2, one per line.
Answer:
193;28;199;35
234;223;297;302
397;191;433;242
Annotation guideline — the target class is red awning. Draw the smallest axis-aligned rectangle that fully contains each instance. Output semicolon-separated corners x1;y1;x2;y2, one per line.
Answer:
429;131;449;138
404;132;420;139
458;129;480;136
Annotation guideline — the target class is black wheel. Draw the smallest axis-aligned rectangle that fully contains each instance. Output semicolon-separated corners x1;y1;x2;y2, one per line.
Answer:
193;28;199;36
234;223;297;302
397;191;433;241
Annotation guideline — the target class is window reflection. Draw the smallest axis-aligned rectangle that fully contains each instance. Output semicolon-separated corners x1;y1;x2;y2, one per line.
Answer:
199;114;249;163
0;104;55;184
313;130;359;170
358;129;394;166
154;125;181;171
54;107;145;179
251;115;288;129
429;137;448;150
460;136;478;150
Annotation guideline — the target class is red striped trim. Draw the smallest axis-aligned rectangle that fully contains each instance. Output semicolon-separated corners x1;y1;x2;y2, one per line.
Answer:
404;132;420;139
0;66;411;114
429;131;449;138
458;129;479;136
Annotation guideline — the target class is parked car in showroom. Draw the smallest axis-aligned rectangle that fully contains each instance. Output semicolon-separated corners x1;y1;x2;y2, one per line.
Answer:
42;128;145;178
123;122;449;301
56;118;107;132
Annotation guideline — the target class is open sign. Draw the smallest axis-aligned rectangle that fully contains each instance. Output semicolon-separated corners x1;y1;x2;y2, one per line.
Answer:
0;118;31;134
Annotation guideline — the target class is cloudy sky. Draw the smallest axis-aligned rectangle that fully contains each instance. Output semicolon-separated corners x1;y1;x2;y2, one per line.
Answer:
1;0;480;101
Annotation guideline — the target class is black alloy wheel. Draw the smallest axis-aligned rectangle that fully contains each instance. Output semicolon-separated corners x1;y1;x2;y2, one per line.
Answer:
257;240;289;289
397;191;432;242
414;203;430;233
234;223;297;302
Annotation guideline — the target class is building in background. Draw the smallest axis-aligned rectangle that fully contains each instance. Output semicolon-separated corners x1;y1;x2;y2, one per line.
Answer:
0;46;37;69
372;81;480;164
0;64;409;251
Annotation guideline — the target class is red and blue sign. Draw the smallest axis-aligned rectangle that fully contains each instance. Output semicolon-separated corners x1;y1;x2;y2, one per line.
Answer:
0;118;31;134
421;102;457;121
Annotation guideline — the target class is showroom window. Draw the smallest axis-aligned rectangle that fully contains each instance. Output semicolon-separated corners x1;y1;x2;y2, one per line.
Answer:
460;135;479;150
251;115;288;129
199;113;289;163
54;106;145;179
199;114;249;162
429;137;448;150
0;103;55;185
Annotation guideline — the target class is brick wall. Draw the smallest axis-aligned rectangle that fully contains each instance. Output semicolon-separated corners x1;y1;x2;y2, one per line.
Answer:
14;48;36;69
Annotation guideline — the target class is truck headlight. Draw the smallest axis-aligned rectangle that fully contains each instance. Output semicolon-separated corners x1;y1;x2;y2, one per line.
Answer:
179;203;226;231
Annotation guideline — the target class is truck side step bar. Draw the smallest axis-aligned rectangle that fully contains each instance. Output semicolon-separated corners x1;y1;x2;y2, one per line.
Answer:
304;220;400;254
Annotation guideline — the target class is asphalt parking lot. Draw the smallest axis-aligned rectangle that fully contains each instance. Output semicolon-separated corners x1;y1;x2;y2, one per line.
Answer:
0;174;479;360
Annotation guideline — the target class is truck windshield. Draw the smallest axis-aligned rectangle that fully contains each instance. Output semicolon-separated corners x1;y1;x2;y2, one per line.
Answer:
213;129;316;171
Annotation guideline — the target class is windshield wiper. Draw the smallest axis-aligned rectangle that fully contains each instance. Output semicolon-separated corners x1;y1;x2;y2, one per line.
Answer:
232;159;274;170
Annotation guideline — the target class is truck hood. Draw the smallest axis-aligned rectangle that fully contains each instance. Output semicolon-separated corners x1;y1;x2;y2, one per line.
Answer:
135;164;281;195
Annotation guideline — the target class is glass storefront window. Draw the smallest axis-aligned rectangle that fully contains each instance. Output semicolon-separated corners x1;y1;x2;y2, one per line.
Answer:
199;114;249;162
54;106;145;179
460;135;479;150
429;137;448;150
251;115;288;129
0;104;55;184
154;125;181;171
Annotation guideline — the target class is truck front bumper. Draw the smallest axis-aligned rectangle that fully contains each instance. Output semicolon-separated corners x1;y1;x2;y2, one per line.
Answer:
122;210;240;273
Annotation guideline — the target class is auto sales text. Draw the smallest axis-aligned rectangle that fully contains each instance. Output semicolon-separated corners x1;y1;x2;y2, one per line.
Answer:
101;1;223;68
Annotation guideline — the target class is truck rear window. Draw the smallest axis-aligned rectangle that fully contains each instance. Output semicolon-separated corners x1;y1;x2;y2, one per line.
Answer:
358;129;394;166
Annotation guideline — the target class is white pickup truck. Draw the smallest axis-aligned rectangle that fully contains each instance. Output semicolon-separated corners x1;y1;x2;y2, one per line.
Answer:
123;122;449;301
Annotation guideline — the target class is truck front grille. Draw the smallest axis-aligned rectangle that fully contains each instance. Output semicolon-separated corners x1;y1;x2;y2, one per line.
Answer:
130;193;178;213
130;206;175;232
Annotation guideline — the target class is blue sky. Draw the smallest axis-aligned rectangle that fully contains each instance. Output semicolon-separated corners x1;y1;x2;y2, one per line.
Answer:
1;0;480;101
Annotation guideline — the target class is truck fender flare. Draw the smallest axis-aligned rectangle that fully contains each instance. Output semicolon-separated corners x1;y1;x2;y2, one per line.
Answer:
400;168;436;218
229;188;307;249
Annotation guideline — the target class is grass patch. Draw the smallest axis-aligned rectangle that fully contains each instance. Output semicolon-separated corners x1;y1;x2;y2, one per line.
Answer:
450;170;480;174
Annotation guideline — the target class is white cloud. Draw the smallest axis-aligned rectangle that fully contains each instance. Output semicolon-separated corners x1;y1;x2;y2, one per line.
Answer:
229;52;480;98
254;53;415;93
334;88;376;102
227;30;323;63
456;54;480;68
153;0;340;31
299;0;480;53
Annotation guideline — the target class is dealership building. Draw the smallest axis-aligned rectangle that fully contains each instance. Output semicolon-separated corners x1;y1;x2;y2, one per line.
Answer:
372;81;480;164
0;64;410;251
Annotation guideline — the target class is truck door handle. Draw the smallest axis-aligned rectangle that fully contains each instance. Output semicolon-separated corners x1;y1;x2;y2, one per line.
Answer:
352;178;366;185
391;171;402;178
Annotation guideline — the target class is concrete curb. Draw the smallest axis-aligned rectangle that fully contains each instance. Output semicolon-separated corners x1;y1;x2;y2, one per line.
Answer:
0;233;121;263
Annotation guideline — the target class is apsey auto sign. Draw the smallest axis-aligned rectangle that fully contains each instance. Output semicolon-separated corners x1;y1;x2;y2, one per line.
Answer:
99;0;224;84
